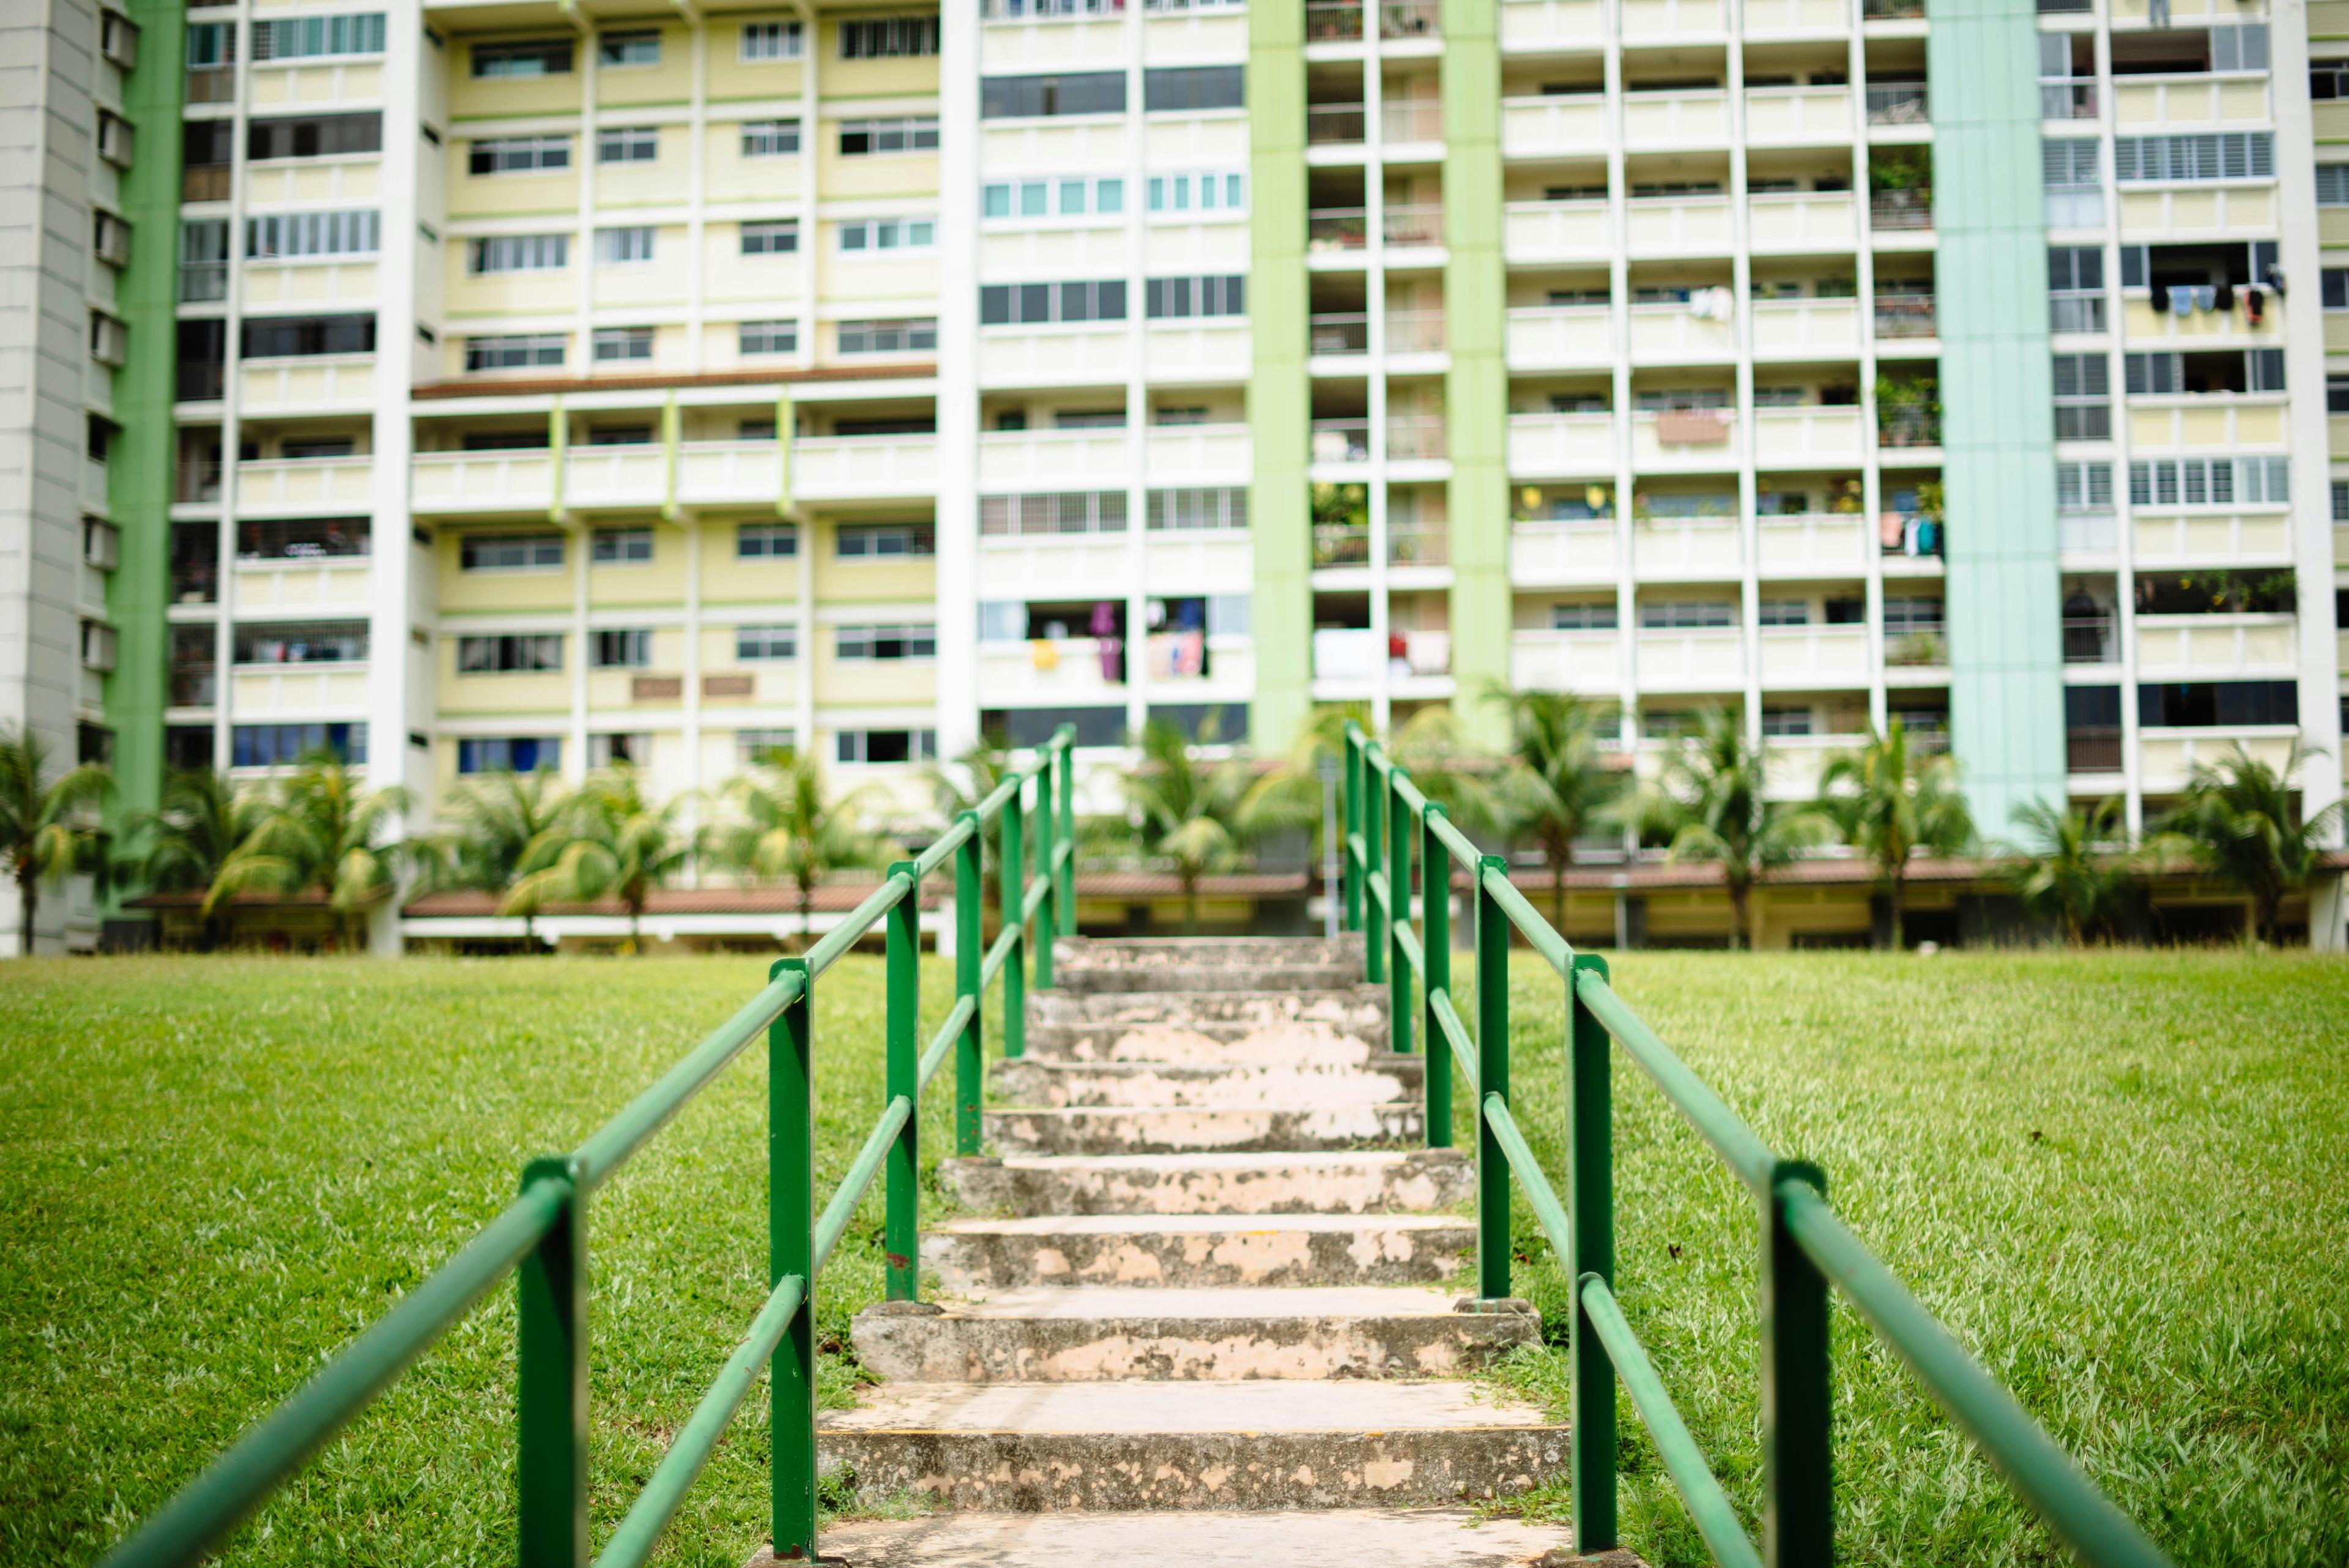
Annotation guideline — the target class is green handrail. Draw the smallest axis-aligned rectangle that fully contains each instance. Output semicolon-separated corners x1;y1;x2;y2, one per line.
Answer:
1338;721;2175;1568
103;727;1082;1568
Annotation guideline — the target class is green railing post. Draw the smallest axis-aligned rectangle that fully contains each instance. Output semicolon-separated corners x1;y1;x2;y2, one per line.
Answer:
884;863;920;1301
954;813;984;1156
1568;953;1617;1553
1387;769;1412;1056
1343;728;1364;933
1032;765;1056;991
1474;855;1510;1301
516;1154;588;1568
1364;751;1387;986
1762;1162;1834;1567
1421;803;1453;1148
1000;787;1026;1058
1054;739;1076;937
767;959;817;1561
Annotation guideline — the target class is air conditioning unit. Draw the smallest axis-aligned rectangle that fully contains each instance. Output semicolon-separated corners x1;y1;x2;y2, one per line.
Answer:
89;311;128;367
81;620;118;673
83;517;121;571
100;9;138;68
93;210;130;267
96;110;133;168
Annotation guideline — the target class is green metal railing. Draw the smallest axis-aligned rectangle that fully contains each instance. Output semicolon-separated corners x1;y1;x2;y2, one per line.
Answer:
103;727;1083;1568
1341;721;2173;1568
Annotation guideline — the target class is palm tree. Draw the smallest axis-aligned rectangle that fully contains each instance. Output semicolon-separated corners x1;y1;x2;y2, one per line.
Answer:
122;768;260;949
1487;688;1624;929
2151;742;2345;943
2005;797;2129;946
505;762;693;953
1817;719;1974;951
432;767;573;947
206;750;414;952
707;748;892;948
922;737;1013;904
1125;716;1254;934
1618;708;1823;950
0;724;114;956
1238;702;1368;846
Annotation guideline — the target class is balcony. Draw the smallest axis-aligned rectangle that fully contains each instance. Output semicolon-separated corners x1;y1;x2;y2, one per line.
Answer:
1631;409;1741;469
1622;89;1730;150
1625;195;1734;257
1382;204;1443;249
1384;98;1443;141
235;456;374;516
1872;293;1936;340
1308;208;1368;252
1744;0;1852;32
412;451;552;514
1512;628;1621;694
1745;85;1854;147
240;355;375;417
176;459;223;505
1379;0;1441;37
1863;83;1929;127
979;428;1124;490
2065;728;2123;773
1507;411;1617;478
1312;418;1370;465
978;638;1127;702
1312;628;1452;682
2110;77;2271;133
2040;81;2098;121
1752;296;1862;357
1144;423;1251;485
1756;514;1869;574
1389;523;1447;565
1620;0;1726;39
1313;524;1373;567
1628;302;1737;362
2133;613;2297;678
1387;413;1447;461
1759;625;1870;685
1305;0;1362;39
1499;0;1606;51
1314;523;1449;567
1633;519;1742;576
183;165;231;203
1635;627;1743;691
982;324;1127;384
1506;305;1616;369
1502;94;1605;158
1511;518;1619;585
792;434;938;502
2061;614;2117;664
1749;191;1858;252
1307;104;1367;145
1753;406;1866;465
170;667;218;708
1869;189;1932;232
1504;198;1611;264
1876;410;1940;451
179;262;229;303
1384;310;1444;354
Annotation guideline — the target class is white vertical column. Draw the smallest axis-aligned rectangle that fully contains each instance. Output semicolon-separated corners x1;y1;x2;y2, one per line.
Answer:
935;0;981;757
2090;20;2145;831
1848;2;1887;737
575;16;598;361
796;3;820;374
683;513;703;809
210;1;256;771
373;0;424;828
685;19;710;371
1727;0;1761;746
1365;32;1391;731
1605;0;1636;749
1124;0;1150;743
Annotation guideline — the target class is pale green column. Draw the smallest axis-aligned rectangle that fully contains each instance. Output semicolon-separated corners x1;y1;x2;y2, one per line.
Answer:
1249;2;1311;753
1929;0;2066;832
1443;0;1510;746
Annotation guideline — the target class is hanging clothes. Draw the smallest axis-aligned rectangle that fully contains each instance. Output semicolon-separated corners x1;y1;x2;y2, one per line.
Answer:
2193;284;2217;313
2245;286;2265;323
2213;281;2235;312
1880;510;1907;550
1090;601;1123;683
1030;639;1060;672
2167;286;2196;316
2151;286;2170;314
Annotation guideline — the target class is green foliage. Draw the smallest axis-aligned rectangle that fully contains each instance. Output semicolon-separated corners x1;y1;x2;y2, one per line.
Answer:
1619;708;1826;949
1123;716;1253;932
2149;742;2346;943
428;767;574;941
120;770;265;951
2004;797;2131;945
0;723;114;953
1817;719;1974;949
202;750;412;951
705;749;894;945
1486;688;1623;929
503;762;692;950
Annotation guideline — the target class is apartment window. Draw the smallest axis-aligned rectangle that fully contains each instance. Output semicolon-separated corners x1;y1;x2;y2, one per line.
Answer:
735;625;798;660
470;135;570;174
592;326;653;362
2333;480;2349;522
248;113;382;160
839;217;935;251
236;722;367;767
473;38;572;76
186;20;234;68
458;633;563;672
1148;171;1247;214
2137;681;2297;728
980;280;1126;325
2114;133;2273;182
983;176;1124;219
469;234;568;273
179;219;229;301
840;15;938;56
737;728;796;764
598;29;660;66
1757;598;1811;627
598;126;658;163
740;20;804;59
836;318;935;354
1639;600;1735;629
2318;166;2349;206
587;425;652;446
979;492;1127;536
253;13;387;59
836;623;938;660
1145;65;1244;111
839;117;939;154
738;523;798;559
464;333;565;371
589;734;651;768
837;523;935;557
592;528;653;564
740;119;801;157
2042;138;2102;226
1883;595;1944;637
836;728;936;764
247;210;379;259
592;630;652;667
2052;354;2111;441
2326;269;2349;310
1146;488;1247;530
457;737;559;774
2047;245;2106;333
238;517;368;560
1759;708;1814;738
738;319;799;356
2127;456;2290;507
241;313;374;357
2055;461;2113;511
461;533;564;571
1145;274;1246;319
594;227;656;267
981;72;1124;118
2330;374;2349;415
741;220;800;255
2316;62;2349;99
1549;603;1617;631
2208;23;2268;70
233;620;369;664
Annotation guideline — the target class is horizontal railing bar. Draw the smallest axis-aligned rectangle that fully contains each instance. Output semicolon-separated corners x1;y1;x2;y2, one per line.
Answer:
920;995;978;1091
592;1273;809;1568
100;1174;574;1568
1394;920;1424;978
1426;811;1480;870
1365;746;1394;778
1020;871;1052;923
802;871;915;980
814;1094;911;1274
912;815;975;881
1579;1275;1763;1568
1393;773;1428;815
1778;1181;2174;1568
1477;866;1573;976
1430;988;1477;1095
1051;838;1075;872
1365;869;1391;908
571;968;806;1187
980;921;1022;989
1575;972;1779;1197
1481;1094;1573;1263
1346;830;1367;867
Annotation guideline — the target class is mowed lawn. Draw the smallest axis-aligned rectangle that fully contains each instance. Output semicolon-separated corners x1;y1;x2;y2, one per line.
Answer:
0;953;2342;1567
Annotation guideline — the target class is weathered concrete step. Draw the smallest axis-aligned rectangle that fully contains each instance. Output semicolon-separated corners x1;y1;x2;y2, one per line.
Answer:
818;1380;1562;1512
1053;937;1365;995
992;1057;1420;1109
943;1150;1472;1217
1026;987;1389;1063
926;1213;1473;1289
1031;986;1386;1029
852;1286;1538;1381
773;1507;1576;1568
987;1103;1420;1156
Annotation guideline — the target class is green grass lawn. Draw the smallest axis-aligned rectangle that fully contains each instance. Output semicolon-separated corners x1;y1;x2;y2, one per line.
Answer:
0;952;2342;1567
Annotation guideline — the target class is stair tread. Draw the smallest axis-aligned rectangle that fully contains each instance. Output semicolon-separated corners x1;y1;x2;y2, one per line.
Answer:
981;1150;1458;1173
785;1509;1572;1567
922;1285;1480;1319
932;1213;1467;1236
826;1378;1551;1433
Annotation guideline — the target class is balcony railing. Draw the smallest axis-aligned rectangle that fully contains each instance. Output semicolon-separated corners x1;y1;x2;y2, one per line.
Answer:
1383;98;1443;140
1861;0;1924;14
1305;0;1363;39
1864;83;1929;124
1877;410;1940;448
1386;310;1445;353
185;66;234;103
1308;207;1368;250
179;263;228;303
1869;189;1932;230
183;165;230;203
169;668;218;707
2062;615;2117;664
2039;81;2098;119
1380;0;1441;35
176;460;223;504
1309;313;1369;354
2066;728;2123;771
1884;630;1948;667
1389;524;1447;565
1382;204;1443;247
1313;524;1371;567
1307;103;1366;143
1387;414;1447;460
1872;294;1936;338
1312;420;1371;463
2037;0;2091;12
178;362;225;403
2049;294;2106;334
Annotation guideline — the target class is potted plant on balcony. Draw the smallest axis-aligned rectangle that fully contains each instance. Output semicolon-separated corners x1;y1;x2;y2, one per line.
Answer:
1874;373;1940;448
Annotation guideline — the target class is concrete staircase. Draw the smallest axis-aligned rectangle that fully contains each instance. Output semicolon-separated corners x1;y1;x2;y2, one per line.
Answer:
793;934;1576;1566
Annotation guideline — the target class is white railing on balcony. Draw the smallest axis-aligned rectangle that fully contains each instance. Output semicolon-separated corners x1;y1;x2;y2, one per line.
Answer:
1757;625;1870;685
563;446;668;507
1512;628;1622;693
239;354;375;415
1504;198;1611;262
1387;413;1447;461
2132;612;2298;678
1753;406;1867;463
1756;515;1869;573
235;456;375;516
1382;204;1444;248
1633;519;1742;575
1308;207;1369;251
1312;419;1371;464
1627;302;1738;362
1499;0;1606;50
1307;103;1367;144
1634;627;1743;687
1871;294;1937;340
1501;93;1606;157
1506;305;1616;367
1751;295;1863;357
1511;518;1619;584
1386;310;1446;354
1619;0;1726;36
1383;98;1444;141
411;450;555;513
1743;84;1854;145
1625;194;1734;255
1622;89;1730;147
977;429;1127;490
1145;422;1251;485
1507;412;1617;477
675;440;780;505
1748;190;1858;250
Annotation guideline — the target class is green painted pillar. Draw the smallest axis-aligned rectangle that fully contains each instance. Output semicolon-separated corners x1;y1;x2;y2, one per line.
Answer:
1929;0;2066;833
1442;0;1510;748
1249;0;1310;754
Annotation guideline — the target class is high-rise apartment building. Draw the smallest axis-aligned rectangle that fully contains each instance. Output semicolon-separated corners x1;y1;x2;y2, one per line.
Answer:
6;0;2344;951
